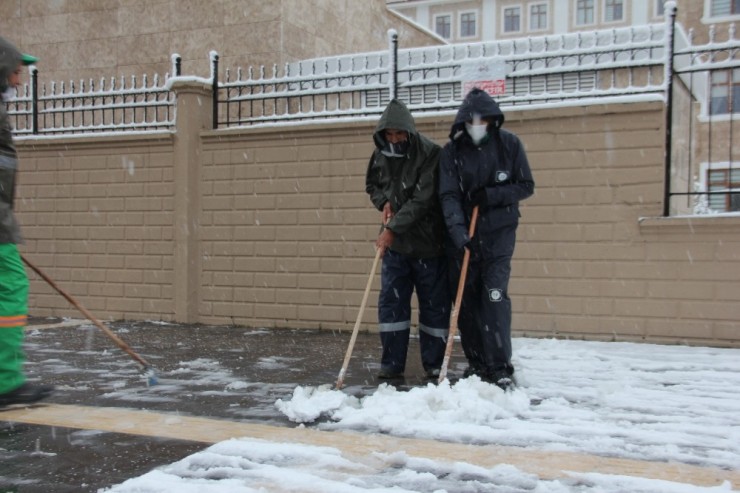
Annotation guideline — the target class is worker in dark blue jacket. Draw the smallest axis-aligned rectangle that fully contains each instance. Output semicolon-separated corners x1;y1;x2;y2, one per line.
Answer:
438;88;534;389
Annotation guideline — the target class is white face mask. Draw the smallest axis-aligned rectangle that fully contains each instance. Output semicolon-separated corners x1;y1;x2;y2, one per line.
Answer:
1;86;17;101
465;122;488;145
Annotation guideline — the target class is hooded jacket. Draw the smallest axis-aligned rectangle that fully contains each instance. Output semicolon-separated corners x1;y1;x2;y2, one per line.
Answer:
439;88;534;251
0;36;24;244
365;99;446;258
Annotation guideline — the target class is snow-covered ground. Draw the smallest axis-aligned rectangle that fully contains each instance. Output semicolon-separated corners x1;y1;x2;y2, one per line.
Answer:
100;337;740;493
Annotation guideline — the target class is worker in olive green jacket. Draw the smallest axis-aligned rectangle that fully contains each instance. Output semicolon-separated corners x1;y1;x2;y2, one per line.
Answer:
365;99;450;380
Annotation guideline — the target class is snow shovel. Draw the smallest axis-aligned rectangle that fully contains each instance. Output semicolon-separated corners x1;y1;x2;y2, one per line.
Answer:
438;206;479;384
335;246;383;390
21;254;158;386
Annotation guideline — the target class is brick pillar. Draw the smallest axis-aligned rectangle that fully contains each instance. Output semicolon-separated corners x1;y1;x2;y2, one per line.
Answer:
170;79;212;323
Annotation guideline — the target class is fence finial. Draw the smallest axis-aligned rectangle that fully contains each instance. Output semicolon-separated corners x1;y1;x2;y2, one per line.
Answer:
388;29;398;101
209;51;219;82
171;53;181;77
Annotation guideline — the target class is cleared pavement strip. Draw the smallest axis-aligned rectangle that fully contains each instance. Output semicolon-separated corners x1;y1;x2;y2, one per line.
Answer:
26;319;88;330
1;404;737;488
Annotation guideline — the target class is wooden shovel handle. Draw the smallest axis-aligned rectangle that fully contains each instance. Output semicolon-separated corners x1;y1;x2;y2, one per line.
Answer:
438;206;479;384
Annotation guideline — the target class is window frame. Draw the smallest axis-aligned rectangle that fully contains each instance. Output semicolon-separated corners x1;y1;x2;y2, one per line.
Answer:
575;0;596;26
705;0;740;20
458;10;479;39
529;1;549;32
704;165;740;212
433;13;453;39
603;0;624;23
709;68;740;117
503;5;523;34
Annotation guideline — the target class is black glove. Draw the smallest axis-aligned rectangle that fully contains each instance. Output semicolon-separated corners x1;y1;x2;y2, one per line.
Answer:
454;233;471;251
470;188;488;208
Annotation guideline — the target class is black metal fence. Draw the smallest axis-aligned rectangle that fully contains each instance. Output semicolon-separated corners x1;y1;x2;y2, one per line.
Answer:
213;25;667;128
6;56;181;135
6;26;669;134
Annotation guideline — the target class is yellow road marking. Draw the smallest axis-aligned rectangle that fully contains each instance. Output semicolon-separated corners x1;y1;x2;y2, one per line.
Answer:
1;404;737;487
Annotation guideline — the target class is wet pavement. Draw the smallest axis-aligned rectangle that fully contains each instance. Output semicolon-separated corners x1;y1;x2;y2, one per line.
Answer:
1;318;468;492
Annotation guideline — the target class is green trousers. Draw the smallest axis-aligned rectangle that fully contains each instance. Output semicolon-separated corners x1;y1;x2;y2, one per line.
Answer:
0;244;28;394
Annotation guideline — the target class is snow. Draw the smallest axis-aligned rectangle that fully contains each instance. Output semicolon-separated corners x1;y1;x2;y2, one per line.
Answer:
99;337;740;492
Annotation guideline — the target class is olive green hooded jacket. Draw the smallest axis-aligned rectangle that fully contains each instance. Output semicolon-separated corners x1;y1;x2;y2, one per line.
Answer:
365;99;446;258
0;36;23;244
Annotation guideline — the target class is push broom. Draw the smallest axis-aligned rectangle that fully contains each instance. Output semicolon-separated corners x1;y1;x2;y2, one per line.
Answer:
335;246;383;390
438;206;479;384
21;254;158;386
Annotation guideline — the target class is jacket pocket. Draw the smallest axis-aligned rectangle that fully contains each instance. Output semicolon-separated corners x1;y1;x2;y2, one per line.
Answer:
479;205;520;234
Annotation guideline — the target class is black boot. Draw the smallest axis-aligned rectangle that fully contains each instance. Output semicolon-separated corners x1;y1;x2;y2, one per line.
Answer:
0;382;54;407
462;364;483;378
377;367;404;379
482;366;516;391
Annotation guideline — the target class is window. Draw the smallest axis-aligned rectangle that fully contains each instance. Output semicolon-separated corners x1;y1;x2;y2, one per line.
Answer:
460;11;477;37
708;168;740;212
576;0;595;25
710;69;740;115
711;0;740;16
435;14;452;39
604;0;623;22
530;3;548;30
504;7;521;33
655;0;665;16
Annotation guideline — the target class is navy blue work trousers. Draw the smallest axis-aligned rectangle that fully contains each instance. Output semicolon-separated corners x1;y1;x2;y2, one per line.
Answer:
448;229;516;374
377;250;450;374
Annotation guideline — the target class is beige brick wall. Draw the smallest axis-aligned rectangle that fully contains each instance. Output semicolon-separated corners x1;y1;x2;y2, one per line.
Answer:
17;133;176;320
15;100;740;347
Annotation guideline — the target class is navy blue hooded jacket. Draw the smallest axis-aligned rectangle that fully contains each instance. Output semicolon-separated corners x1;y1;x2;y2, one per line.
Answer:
439;88;534;250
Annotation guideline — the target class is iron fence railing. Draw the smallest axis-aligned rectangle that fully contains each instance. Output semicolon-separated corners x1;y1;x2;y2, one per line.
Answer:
214;24;668;128
6;55;181;135
214;42;395;128
6;25;669;133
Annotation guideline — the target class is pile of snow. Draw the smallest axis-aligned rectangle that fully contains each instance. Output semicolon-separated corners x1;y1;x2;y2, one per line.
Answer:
101;337;740;492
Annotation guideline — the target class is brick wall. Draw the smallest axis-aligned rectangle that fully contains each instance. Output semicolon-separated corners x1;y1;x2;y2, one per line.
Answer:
17;133;176;319
15;100;740;347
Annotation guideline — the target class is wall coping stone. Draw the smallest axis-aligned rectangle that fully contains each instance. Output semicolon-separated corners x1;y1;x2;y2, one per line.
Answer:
15;132;175;150
639;215;740;234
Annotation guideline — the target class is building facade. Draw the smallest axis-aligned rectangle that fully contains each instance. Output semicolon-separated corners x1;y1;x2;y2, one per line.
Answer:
386;0;733;44
0;0;440;84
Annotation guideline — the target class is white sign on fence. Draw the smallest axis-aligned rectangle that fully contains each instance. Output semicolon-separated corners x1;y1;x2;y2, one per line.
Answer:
461;58;507;97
